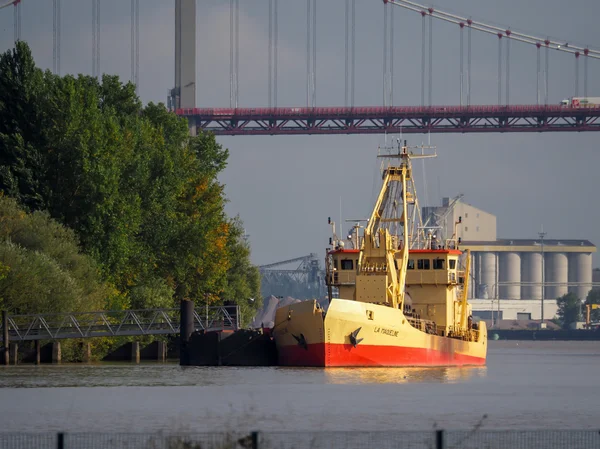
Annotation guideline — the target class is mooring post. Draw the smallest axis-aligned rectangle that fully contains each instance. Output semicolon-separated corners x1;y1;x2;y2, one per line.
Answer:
436;429;444;449
34;340;40;365
179;299;194;366
131;342;140;364
251;431;260;449
57;432;65;449
52;342;61;364
2;310;8;366
9;343;18;365
157;341;166;362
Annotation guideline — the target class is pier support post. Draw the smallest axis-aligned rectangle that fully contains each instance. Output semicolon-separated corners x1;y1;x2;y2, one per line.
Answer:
2;310;8;366
131;341;140;364
436;430;444;449
179;299;194;366
34;340;40;365
82;342;91;363
51;342;61;364
9;343;18;365
157;341;166;362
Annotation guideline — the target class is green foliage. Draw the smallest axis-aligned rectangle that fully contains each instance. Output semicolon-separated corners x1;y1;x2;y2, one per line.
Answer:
585;289;600;322
222;217;262;326
0;42;260;316
0;195;108;314
555;292;582;329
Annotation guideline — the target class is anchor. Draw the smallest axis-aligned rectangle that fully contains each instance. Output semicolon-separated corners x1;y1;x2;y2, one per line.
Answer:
349;327;363;348
292;333;308;350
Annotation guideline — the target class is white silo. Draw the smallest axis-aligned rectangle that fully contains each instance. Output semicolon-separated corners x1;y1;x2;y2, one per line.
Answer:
545;252;568;300
479;252;496;299
499;252;521;299
568;253;593;301
521;252;542;299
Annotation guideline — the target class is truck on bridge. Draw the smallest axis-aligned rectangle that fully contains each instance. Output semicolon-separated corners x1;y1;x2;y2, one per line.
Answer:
561;97;600;107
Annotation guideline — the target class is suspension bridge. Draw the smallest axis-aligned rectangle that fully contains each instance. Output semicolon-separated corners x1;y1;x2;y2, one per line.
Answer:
1;0;600;135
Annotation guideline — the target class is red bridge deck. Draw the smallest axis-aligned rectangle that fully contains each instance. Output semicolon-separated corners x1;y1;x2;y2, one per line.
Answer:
175;105;600;135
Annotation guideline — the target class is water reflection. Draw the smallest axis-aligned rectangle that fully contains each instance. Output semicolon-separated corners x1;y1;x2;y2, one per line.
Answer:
324;366;487;384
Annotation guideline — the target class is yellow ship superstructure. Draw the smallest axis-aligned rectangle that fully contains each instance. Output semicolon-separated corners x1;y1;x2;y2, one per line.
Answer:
273;142;487;367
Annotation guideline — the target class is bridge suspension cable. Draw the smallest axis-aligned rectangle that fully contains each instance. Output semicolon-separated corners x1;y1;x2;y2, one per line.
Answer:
386;0;600;59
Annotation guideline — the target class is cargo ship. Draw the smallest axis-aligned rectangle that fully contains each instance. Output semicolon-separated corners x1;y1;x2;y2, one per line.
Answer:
272;141;487;367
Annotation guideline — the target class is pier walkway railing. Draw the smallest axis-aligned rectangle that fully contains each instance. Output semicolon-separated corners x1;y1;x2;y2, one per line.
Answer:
0;305;239;341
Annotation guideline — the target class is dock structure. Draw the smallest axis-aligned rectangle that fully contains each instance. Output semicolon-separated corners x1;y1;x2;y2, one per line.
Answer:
0;305;239;342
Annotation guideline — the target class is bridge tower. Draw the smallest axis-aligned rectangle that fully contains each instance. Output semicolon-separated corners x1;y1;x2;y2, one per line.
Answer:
171;0;196;135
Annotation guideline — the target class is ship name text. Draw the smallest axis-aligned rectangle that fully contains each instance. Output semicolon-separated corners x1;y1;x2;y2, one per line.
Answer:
374;327;398;337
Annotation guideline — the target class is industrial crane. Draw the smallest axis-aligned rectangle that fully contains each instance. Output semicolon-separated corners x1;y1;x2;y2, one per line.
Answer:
259;254;325;299
585;304;600;329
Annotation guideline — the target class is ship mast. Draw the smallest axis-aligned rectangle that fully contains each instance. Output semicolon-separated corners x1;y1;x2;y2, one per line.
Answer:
356;140;436;310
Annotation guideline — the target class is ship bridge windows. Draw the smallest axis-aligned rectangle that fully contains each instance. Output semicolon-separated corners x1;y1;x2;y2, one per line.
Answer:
433;259;445;270
449;259;456;269
417;259;430;270
407;259;415;270
341;259;354;270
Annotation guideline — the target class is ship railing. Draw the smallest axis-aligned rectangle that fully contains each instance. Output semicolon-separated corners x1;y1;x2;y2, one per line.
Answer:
328;271;356;286
406;316;438;335
405;270;459;286
447;325;479;342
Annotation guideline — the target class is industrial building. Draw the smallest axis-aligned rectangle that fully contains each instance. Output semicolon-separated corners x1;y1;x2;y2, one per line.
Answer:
422;197;596;320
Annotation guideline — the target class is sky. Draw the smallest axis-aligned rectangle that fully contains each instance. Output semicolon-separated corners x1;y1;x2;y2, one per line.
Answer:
1;0;599;268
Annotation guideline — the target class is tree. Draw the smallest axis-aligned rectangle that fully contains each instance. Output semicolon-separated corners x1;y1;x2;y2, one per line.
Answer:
584;289;600;323
221;217;262;326
0;195;110;314
556;292;582;330
0;42;260;313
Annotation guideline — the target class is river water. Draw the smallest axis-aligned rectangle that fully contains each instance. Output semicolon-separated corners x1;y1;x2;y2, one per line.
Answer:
0;340;599;433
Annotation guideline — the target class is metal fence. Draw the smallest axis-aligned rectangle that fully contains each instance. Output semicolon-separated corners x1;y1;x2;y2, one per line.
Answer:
0;430;599;449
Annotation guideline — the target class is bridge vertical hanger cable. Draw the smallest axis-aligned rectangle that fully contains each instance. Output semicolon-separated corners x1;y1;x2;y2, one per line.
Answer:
344;0;348;107
536;43;540;105
383;3;387;106
306;0;310;107
506;31;510;105
274;0;278;108
131;0;139;93
467;20;471;106
235;0;239;108
13;1;21;44
92;0;100;78
92;0;96;76
497;34;502;106
545;40;549;105
268;0;272;108
421;12;425;107
428;10;432;106
53;0;58;74
390;6;394;106
312;0;316;108
575;53;579;97
135;0;139;93
584;49;588;98
459;23;464;106
230;0;234;107
350;0;355;108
